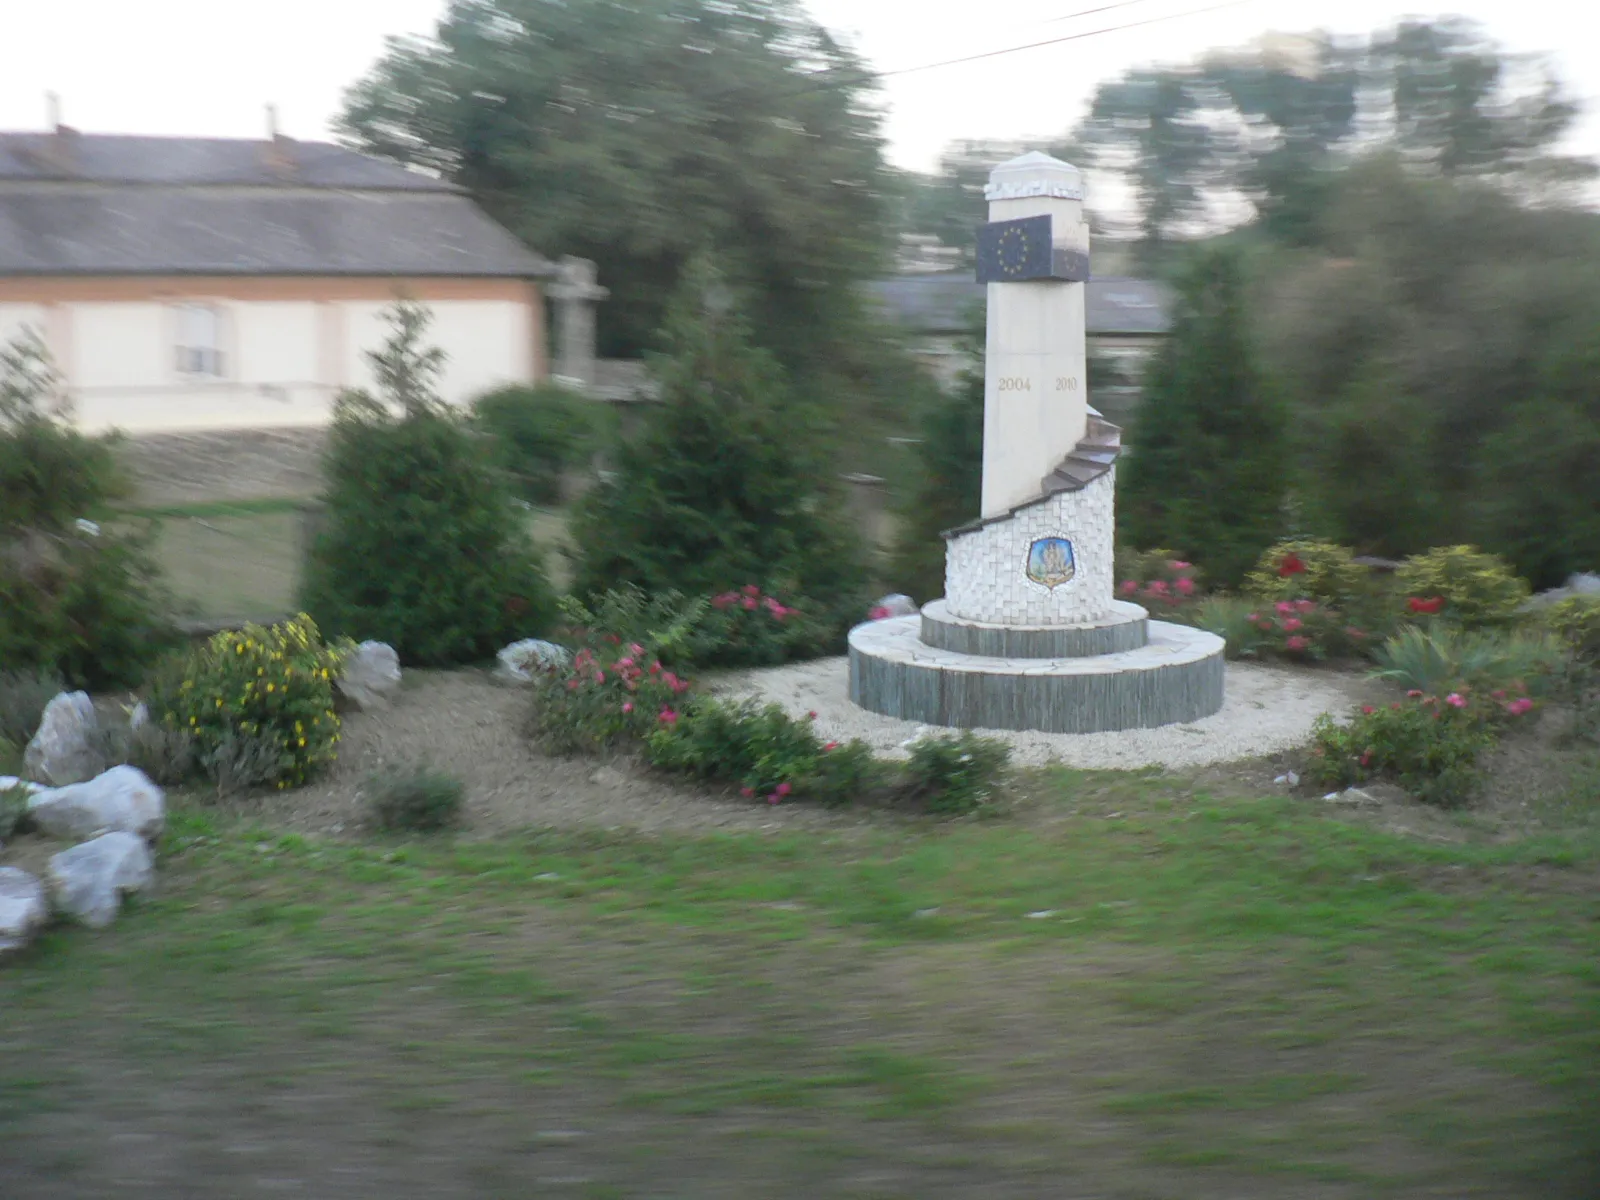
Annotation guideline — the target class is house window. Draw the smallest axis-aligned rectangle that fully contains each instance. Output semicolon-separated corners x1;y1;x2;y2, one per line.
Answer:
175;303;225;378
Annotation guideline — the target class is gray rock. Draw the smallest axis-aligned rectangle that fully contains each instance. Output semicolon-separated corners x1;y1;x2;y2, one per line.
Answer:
871;593;918;619
48;832;153;928
0;867;48;955
495;639;572;684
23;692;104;786
1325;787;1380;806
1567;572;1600;596
337;641;402;710
28;765;166;842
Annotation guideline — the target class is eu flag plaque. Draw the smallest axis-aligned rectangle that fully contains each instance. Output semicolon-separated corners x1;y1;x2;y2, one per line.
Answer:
975;214;1090;284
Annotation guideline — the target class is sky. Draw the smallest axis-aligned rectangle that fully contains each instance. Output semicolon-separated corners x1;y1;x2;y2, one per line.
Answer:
1;0;1597;174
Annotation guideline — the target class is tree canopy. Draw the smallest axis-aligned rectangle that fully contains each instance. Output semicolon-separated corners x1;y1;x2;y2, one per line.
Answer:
340;0;894;364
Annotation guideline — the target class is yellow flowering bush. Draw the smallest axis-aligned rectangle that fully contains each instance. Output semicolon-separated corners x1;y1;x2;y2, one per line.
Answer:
152;614;349;789
1394;546;1530;629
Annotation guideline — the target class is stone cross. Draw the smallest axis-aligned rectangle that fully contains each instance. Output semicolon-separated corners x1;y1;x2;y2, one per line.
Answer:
978;152;1090;517
548;255;609;390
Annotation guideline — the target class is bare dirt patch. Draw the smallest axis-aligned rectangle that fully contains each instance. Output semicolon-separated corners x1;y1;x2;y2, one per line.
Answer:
259;669;855;838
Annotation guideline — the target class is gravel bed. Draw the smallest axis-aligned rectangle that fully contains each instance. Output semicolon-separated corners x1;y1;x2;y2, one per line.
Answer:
713;657;1366;770
262;670;848;838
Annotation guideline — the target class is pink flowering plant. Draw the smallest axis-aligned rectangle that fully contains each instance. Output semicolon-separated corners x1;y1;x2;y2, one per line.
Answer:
1307;683;1536;807
529;641;692;755
691;584;828;667
1241;599;1372;662
1114;546;1203;614
646;697;877;807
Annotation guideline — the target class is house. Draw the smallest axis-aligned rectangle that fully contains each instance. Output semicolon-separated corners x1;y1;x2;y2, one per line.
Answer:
0;123;557;434
864;271;1171;429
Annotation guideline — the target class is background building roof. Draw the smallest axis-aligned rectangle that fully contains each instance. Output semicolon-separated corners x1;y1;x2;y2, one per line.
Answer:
866;272;1171;337
0;132;553;279
0;131;452;191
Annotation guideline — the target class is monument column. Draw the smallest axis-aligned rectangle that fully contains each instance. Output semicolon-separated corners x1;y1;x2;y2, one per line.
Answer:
978;153;1090;517
845;149;1225;735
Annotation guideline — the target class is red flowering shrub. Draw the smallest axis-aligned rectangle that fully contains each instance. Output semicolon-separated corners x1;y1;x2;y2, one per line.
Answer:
1307;684;1535;806
529;643;691;754
1407;595;1446;615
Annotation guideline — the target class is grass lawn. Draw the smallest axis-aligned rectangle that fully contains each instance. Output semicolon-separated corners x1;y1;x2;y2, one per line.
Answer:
1;767;1595;1197
141;501;576;624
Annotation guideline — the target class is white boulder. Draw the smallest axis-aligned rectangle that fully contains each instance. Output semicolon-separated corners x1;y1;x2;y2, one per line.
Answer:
23;691;105;786
495;639;572;684
0;867;48;954
337;641;403;710
28;765;166;842
48;832;153;929
870;594;918;619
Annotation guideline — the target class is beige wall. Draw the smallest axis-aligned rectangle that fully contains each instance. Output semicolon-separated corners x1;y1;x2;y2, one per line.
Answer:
0;276;545;434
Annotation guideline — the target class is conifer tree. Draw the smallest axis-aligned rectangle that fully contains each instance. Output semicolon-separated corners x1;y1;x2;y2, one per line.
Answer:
572;261;869;632
888;353;984;603
1118;248;1286;586
301;302;555;664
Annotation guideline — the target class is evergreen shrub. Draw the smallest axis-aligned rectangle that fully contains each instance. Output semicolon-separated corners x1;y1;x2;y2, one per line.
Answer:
472;382;603;504
1118;248;1287;587
0;329;173;688
888;354;983;603
301;302;557;664
571;262;870;641
1393;546;1530;629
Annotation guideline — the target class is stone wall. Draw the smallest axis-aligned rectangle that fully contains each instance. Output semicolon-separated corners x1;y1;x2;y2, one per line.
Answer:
943;469;1115;626
120;428;326;508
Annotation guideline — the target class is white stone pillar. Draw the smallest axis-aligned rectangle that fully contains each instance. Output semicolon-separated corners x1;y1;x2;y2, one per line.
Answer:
548;256;609;391
981;153;1089;518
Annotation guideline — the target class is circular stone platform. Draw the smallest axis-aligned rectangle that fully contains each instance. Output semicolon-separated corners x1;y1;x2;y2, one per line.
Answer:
921;598;1148;658
849;615;1225;734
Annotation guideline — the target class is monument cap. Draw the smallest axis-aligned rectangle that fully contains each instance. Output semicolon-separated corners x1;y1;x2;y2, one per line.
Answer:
984;151;1085;202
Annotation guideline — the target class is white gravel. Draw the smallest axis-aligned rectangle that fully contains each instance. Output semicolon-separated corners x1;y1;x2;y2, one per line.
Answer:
713;657;1366;770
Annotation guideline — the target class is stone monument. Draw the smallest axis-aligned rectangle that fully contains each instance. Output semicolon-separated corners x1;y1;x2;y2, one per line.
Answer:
848;152;1225;733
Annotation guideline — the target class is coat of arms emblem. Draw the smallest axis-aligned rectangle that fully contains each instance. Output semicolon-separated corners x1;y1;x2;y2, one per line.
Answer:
1025;536;1076;588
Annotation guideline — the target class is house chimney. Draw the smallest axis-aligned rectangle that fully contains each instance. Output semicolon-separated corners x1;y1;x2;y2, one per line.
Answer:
42;91;78;172
262;104;296;176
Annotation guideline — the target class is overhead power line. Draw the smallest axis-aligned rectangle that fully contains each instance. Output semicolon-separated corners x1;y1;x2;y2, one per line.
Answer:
878;0;1260;82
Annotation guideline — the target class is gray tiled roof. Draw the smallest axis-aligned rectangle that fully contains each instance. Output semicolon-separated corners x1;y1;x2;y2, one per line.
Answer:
0;132;452;190
0;133;553;278
866;272;1171;336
